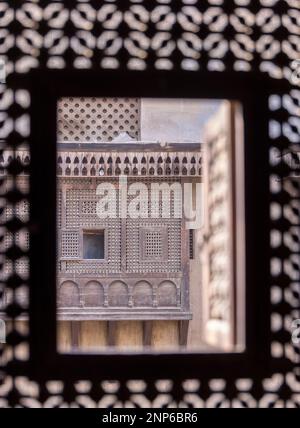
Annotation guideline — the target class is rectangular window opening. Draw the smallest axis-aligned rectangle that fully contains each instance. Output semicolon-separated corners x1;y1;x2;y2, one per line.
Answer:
83;231;105;260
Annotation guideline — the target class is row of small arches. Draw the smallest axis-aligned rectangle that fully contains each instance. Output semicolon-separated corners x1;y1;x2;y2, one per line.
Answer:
58;279;178;308
0;155;29;166
57;165;201;176
0;154;201;171
58;155;201;165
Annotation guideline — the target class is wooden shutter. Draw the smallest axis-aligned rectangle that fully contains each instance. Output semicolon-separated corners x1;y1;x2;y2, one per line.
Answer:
201;101;245;351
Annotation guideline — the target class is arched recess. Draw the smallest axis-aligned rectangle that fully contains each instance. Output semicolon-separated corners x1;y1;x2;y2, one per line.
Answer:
158;281;177;306
108;281;128;307
133;281;153;307
84;281;104;307
58;281;80;307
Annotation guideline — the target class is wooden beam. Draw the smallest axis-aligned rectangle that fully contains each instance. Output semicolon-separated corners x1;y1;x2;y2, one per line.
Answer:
107;321;116;347
179;320;189;347
143;321;153;347
70;321;80;350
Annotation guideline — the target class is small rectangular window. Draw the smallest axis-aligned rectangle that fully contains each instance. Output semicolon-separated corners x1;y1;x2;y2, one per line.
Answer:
83;231;105;259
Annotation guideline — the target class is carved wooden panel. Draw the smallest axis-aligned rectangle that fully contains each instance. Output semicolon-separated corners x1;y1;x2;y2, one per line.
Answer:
140;227;168;262
108;281;129;307
85;281;105;307
61;230;80;259
59;281;80;307
2;146;202;178
132;281;153;307
201;101;237;350
57;176;189;318
57;97;140;142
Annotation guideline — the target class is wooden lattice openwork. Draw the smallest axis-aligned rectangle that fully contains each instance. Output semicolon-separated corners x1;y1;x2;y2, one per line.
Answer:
0;0;300;408
57;97;140;142
58;174;189;319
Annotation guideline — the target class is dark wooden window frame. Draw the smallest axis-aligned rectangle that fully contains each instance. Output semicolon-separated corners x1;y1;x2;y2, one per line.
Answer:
29;69;271;381
82;229;106;261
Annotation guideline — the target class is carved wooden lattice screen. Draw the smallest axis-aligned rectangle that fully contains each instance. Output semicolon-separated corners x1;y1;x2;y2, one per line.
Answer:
201;101;246;352
202;102;236;351
57;177;186;319
0;0;300;407
57;97;140;142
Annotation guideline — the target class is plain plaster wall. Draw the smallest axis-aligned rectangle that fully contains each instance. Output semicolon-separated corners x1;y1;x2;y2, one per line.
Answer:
140;98;221;143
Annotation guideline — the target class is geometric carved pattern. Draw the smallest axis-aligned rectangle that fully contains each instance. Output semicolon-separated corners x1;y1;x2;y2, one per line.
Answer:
57;97;139;142
62;180;121;274
1;0;300;409
60;177;182;276
61;231;79;259
125;176;182;275
56;148;201;177
203;108;232;323
1;146;202;178
81;201;96;215
145;231;162;258
58;176;184;312
127;220;181;274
